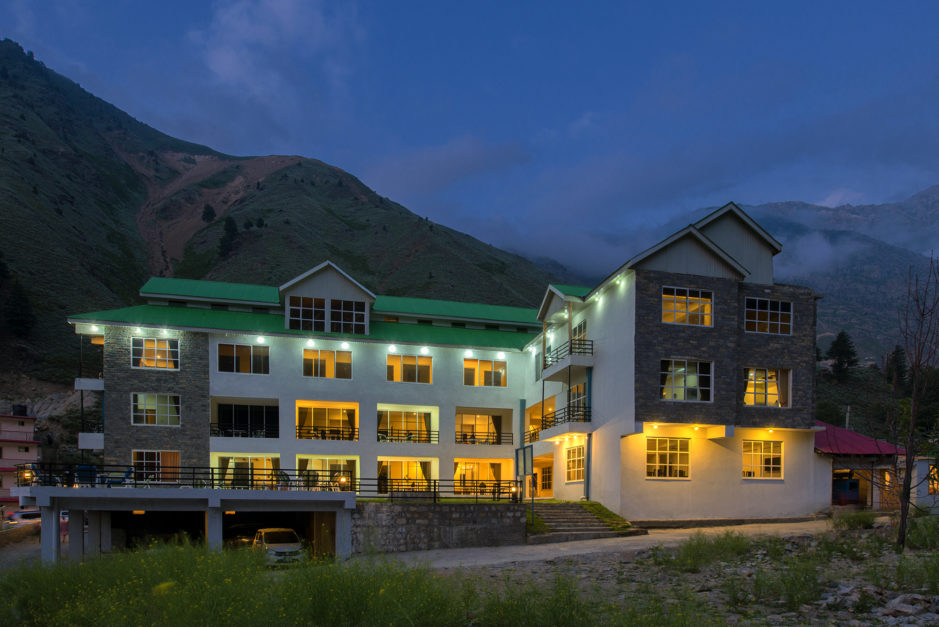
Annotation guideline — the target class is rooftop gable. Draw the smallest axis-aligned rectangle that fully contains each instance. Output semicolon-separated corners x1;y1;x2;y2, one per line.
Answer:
814;421;904;456
624;225;749;278
536;284;588;322
139;277;280;306
279;260;376;301
694;202;782;254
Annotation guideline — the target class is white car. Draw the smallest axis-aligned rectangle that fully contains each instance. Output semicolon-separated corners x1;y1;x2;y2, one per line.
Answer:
252;528;304;566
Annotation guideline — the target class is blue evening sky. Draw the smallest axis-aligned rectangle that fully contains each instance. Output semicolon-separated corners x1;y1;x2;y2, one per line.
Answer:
3;1;939;275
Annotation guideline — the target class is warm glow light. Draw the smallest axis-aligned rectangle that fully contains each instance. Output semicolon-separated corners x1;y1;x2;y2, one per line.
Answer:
256;336;265;344
694;426;700;431
653;424;659;429
135;327;142;334
224;511;236;515
90;325;99;332
420;346;429;355
464;349;473;358
161;329;168;336
388;344;397;353
496;352;505;360
768;429;774;433
340;342;350;350
306;339;315;347
132;510;145;515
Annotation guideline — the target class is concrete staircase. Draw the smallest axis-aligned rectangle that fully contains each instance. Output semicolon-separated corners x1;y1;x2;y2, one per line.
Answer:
527;502;629;544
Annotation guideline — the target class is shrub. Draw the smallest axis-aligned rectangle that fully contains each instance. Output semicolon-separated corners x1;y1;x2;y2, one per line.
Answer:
905;515;939;550
662;532;751;573
831;509;877;530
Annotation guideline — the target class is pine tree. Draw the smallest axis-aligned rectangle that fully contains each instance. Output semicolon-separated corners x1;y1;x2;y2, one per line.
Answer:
885;345;908;394
201;203;216;223
826;330;858;383
218;217;238;256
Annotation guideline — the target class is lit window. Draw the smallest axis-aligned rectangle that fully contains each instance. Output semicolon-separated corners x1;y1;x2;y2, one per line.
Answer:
660;360;712;402
132;450;179;483
572;320;587;341
378;410;435;443
743;368;790;407
566;445;585;481
297;457;357;488
132;394;180;426
302;349;352;379
330;300;366;334
296;403;358;440
132;337;179;369
456;413;505;444
646;437;690;478
463;359;507;387
929;465;938;495
540;466;553;491
218;344;269;374
662;287;713;326
744;298;792;335
386;354;433;383
288;296;326;332
742;440;783;478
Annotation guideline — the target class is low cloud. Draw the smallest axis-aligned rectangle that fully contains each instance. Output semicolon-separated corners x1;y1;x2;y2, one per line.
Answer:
774;232;869;279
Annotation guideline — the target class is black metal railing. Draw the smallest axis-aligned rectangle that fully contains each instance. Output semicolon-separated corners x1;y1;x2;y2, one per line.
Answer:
80;421;103;433
377;428;439;443
524;405;591;443
296;426;359;441
14;463;522;502
211;425;279;438
544;339;594;368
524;429;540;444
455;431;513;445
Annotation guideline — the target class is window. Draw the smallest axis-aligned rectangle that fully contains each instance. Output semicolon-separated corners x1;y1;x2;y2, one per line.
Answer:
132;450;179;483
566;445;585;481
660;360;712;402
297;457;357;488
662;287;713;326
743;368;790;407
302;349;352;379
288;296;326;331
454;460;503;493
646;437;690;478
386;354;433;383
214;404;279;438
463;359;507;386
456;413;505;444
218;344;269;374
296;403;358;440
929;465;939;495
540;466;552;491
745;298;792;335
568;383;586;410
742;440;783;478
132;394;180;426
132;337;179;369
572;319;587;341
377;410;435;443
330;300;366;334
17;446;29;453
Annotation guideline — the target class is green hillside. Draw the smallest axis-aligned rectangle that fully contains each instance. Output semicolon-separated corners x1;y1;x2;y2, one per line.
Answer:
0;39;558;382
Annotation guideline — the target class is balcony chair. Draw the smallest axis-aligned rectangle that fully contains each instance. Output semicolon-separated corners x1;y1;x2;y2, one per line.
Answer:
100;467;134;487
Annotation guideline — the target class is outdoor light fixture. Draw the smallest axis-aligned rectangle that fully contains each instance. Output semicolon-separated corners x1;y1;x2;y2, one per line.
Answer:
135;327;142;334
306;339;315;347
464;349;473;358
90;325;99;332
256;336;265;344
653;424;659;429
496;352;505;360
132;510;145;515
388;345;397;353
694;426;700;431
420;346;429;355
340;341;350;349
768;429;774;433
224;511;236;515
161;329;168;336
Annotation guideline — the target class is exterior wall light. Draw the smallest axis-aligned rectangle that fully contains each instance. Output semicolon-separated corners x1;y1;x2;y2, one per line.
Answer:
496;352;505;360
694;426;700;431
135;327;142;334
388;345;397;353
340;342;350;350
132;510;145;515
653;424;659;429
464;349;473;358
306;339;315;347
161;329;168;336
90;325;99;332
420;346;429;355
256;336;265;344
768;429;774;433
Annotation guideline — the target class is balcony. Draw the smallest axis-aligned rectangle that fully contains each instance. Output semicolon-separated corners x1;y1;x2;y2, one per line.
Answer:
542;339;594;382
211;425;279;438
74;377;104;391
456;431;513;445
524;405;591;444
377;429;439;443
296;426;358;441
0;430;37;442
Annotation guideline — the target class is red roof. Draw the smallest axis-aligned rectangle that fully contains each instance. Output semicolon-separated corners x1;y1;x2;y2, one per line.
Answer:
814;421;904;456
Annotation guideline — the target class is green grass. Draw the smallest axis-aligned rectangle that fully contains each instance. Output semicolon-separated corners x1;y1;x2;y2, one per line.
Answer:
580;501;632;531
527;509;550;534
905;515;939;549
830;509;877;530
651;531;751;573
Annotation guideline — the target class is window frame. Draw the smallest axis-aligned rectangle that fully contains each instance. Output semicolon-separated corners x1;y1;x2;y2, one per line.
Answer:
131;393;181;427
302;348;353;380
743;368;791;408
131;337;180;370
741;440;784;479
661;286;713;327
645;437;691;479
287;296;326;332
329;299;367;335
929;465;938;495
565;445;585;482
217;343;270;375
463;358;508;387
132;449;180;483
744;297;793;336
386;354;433;384
660;359;713;403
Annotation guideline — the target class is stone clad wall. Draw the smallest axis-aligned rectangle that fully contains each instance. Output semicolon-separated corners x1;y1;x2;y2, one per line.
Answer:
351;502;526;554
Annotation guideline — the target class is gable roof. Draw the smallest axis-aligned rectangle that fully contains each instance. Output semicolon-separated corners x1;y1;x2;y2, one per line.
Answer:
373;295;538;326
623;225;749;277
140;277;280;306
536;284;590;322
279;260;377;300
694;201;782;254
814;421;904;456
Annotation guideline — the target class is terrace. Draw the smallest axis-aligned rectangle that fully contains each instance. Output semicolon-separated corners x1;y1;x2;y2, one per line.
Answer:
524;405;591;443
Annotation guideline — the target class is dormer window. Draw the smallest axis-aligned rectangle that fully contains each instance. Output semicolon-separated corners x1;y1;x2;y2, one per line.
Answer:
330;300;366;334
289;297;326;331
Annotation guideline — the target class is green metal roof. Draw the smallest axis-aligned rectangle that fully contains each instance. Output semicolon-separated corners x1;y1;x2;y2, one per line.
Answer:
550;284;592;298
69;305;532;350
372;295;539;325
140;277;280;305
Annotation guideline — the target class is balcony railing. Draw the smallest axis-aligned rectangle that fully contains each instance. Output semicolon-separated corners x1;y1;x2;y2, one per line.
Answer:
377;429;439;443
456;431;513;445
544;339;594;368
211;425;279;439
524;405;591;444
0;430;37;441
14;463;521;502
296;426;359;441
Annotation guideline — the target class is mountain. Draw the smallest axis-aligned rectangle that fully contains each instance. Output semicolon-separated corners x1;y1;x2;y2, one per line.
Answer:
0;40;559;382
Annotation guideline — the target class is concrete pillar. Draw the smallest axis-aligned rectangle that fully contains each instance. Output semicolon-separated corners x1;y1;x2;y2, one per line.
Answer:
86;511;102;557
101;512;112;552
335;508;352;558
68;509;84;560
40;506;60;564
206;508;223;550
